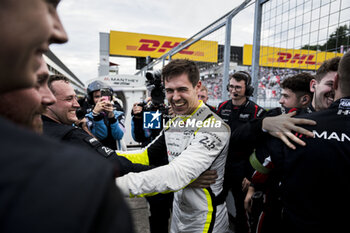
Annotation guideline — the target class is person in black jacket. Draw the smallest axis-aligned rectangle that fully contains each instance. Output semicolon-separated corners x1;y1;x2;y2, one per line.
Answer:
216;71;266;233
265;51;350;233
0;1;134;232
243;73;314;233
43;74;151;176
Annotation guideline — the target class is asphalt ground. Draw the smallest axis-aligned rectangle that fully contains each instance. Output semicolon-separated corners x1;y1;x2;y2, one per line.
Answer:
126;193;237;233
126;197;151;233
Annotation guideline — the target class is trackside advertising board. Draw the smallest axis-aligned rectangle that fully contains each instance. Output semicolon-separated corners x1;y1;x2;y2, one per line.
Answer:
243;44;343;70
109;31;218;63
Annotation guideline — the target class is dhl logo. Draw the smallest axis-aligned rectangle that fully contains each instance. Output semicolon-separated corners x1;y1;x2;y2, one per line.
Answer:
126;39;204;57
273;52;317;65
243;44;343;70
109;31;218;62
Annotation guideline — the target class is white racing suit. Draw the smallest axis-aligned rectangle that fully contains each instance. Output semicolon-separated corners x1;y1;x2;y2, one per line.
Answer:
117;101;230;233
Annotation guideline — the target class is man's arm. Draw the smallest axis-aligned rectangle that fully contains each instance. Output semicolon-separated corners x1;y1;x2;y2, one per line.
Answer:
116;128;230;197
63;128;152;176
262;112;316;149
231;110;316;150
117;131;168;167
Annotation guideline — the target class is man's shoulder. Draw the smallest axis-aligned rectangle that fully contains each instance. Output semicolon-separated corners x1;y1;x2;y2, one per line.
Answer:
1;117;111;170
43;117;78;140
217;100;230;109
0;119;121;232
246;100;264;110
0;117;114;196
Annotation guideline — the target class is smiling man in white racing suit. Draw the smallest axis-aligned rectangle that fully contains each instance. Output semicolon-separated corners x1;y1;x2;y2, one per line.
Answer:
117;59;230;233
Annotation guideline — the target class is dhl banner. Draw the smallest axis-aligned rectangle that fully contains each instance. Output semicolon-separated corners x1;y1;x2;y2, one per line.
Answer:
109;31;218;63
243;44;343;70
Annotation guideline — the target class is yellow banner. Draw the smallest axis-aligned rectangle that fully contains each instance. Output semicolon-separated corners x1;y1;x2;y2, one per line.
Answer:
243;44;343;70
109;31;218;63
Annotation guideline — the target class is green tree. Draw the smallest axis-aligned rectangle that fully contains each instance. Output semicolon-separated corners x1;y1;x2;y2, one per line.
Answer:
301;25;350;52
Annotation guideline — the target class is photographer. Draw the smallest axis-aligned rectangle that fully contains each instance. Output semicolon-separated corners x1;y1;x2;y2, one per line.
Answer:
130;72;174;233
86;80;125;150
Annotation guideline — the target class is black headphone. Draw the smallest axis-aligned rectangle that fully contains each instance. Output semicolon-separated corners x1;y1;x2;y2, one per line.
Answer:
227;71;254;96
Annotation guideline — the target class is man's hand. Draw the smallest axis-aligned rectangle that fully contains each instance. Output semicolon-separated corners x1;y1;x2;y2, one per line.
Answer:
244;186;255;213
242;177;251;192
262;111;316;149
188;170;218;188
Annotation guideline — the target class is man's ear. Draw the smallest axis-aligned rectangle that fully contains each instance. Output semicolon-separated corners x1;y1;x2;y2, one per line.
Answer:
196;80;202;92
310;79;316;93
333;73;339;90
300;94;310;106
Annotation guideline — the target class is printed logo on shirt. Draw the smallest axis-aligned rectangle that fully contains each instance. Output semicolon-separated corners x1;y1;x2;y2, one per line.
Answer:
339;99;350;110
143;110;161;129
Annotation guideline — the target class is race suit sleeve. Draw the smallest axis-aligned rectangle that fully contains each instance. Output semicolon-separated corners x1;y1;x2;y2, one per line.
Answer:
116;124;230;197
109;111;125;140
86;112;108;140
63;128;152;176
117;131;168;167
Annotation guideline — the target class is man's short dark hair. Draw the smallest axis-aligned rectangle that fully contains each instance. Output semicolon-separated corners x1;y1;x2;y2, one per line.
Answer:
280;72;313;98
48;75;69;94
229;71;251;87
162;59;199;87
315;57;340;82
338;52;350;95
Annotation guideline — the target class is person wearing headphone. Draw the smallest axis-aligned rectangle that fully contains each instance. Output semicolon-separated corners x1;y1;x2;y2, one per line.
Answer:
86;80;125;150
216;71;266;233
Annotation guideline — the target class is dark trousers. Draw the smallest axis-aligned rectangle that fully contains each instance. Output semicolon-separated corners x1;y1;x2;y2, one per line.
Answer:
223;161;250;233
146;193;173;233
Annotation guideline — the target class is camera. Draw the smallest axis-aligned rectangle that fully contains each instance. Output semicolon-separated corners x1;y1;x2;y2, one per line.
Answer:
100;88;113;100
145;70;165;106
132;70;169;119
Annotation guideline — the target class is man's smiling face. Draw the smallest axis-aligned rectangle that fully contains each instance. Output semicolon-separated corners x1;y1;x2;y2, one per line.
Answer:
165;73;201;116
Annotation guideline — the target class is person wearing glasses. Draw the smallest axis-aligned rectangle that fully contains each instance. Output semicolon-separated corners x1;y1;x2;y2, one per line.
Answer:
216;71;266;233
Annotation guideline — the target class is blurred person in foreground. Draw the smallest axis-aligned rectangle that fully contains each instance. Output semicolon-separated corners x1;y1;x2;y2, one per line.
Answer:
0;58;56;133
0;1;133;232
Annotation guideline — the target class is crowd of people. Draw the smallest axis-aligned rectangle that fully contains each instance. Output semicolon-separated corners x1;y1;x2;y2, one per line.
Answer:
201;66;313;108
0;1;349;233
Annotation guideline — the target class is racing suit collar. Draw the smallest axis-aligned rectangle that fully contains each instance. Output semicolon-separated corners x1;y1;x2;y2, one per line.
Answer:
164;100;204;130
180;100;204;121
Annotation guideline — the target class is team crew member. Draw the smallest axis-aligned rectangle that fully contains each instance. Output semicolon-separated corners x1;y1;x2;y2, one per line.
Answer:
198;85;216;111
232;57;340;151
265;51;350;233
86;80;125;150
216;71;265;233
43;75;150;176
243;73;314;233
117;59;231;233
